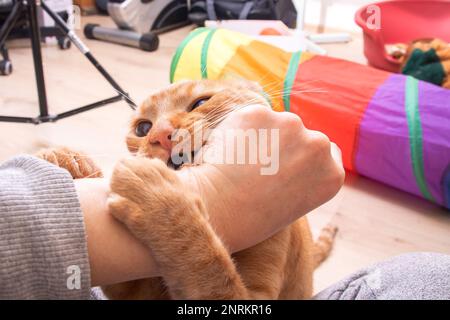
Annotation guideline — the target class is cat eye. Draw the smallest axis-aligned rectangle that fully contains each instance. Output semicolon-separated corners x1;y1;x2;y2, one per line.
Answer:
190;97;210;111
135;120;152;137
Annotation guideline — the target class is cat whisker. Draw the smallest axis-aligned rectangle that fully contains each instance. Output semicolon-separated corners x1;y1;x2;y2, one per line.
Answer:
111;87;138;110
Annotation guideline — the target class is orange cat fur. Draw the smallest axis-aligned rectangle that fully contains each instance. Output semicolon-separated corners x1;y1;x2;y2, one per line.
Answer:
37;79;337;299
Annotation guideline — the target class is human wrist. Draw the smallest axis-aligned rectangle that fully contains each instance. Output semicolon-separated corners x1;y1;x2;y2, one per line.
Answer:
75;178;160;286
176;163;270;253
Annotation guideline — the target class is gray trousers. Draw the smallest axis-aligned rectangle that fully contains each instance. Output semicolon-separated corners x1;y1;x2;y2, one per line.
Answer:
314;252;450;300
91;252;450;300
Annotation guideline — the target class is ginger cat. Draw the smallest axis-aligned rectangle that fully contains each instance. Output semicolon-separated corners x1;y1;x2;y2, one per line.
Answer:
36;79;337;299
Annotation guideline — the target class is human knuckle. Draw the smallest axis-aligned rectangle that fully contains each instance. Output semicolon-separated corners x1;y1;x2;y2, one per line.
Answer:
321;159;345;194
242;104;270;120
308;131;331;154
335;165;346;185
281;112;303;127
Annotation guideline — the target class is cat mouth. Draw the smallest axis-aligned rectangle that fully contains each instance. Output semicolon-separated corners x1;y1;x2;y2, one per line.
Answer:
167;158;182;170
167;150;198;170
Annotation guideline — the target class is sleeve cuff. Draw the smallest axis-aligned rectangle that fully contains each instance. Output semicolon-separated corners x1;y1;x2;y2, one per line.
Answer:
0;155;91;299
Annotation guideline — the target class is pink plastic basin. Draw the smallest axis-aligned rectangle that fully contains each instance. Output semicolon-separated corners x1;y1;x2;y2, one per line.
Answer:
355;0;450;72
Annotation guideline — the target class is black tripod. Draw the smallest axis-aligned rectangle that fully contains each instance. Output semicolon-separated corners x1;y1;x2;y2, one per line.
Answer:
0;0;135;124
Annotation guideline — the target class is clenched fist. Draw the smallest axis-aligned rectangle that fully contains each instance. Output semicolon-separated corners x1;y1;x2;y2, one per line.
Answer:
177;105;345;251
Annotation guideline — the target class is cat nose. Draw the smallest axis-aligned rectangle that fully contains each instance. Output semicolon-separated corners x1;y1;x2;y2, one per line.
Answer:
149;121;173;151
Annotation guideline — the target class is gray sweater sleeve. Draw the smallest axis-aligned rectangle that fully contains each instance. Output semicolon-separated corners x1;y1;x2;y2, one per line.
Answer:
0;155;91;299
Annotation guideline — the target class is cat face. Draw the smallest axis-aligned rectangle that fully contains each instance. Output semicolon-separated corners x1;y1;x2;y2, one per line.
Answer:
127;79;269;168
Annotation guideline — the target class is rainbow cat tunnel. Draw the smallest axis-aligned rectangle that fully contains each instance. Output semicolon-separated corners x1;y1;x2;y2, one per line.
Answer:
170;28;450;209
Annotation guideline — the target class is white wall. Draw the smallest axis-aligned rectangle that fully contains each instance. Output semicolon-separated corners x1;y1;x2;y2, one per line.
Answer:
295;0;376;32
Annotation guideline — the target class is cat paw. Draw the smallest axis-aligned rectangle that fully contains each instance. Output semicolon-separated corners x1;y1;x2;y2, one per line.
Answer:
108;157;204;241
108;157;229;287
35;147;103;179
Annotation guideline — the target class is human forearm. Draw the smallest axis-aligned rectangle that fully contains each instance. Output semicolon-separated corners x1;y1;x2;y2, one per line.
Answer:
76;174;269;285
74;178;159;287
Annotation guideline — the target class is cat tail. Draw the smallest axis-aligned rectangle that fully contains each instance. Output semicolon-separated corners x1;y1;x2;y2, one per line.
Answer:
313;223;338;268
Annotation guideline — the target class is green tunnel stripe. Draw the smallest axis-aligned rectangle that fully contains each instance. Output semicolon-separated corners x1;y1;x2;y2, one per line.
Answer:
170;28;209;83
405;76;435;202
200;28;217;79
283;51;302;112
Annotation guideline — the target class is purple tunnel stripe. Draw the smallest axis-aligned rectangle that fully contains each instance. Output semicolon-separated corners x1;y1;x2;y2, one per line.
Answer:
417;81;450;206
356;74;421;198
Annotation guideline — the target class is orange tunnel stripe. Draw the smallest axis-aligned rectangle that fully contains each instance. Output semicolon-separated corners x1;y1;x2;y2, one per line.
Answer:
220;41;292;111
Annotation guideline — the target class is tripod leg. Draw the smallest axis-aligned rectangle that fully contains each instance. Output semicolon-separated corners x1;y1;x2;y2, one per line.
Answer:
40;1;136;110
0;1;23;45
1;46;9;61
27;0;50;118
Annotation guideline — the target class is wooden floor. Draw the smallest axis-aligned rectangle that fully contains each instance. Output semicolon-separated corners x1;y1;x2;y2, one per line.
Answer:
0;16;449;294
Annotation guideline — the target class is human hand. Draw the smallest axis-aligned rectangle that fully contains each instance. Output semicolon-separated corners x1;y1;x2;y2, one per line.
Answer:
176;105;345;252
